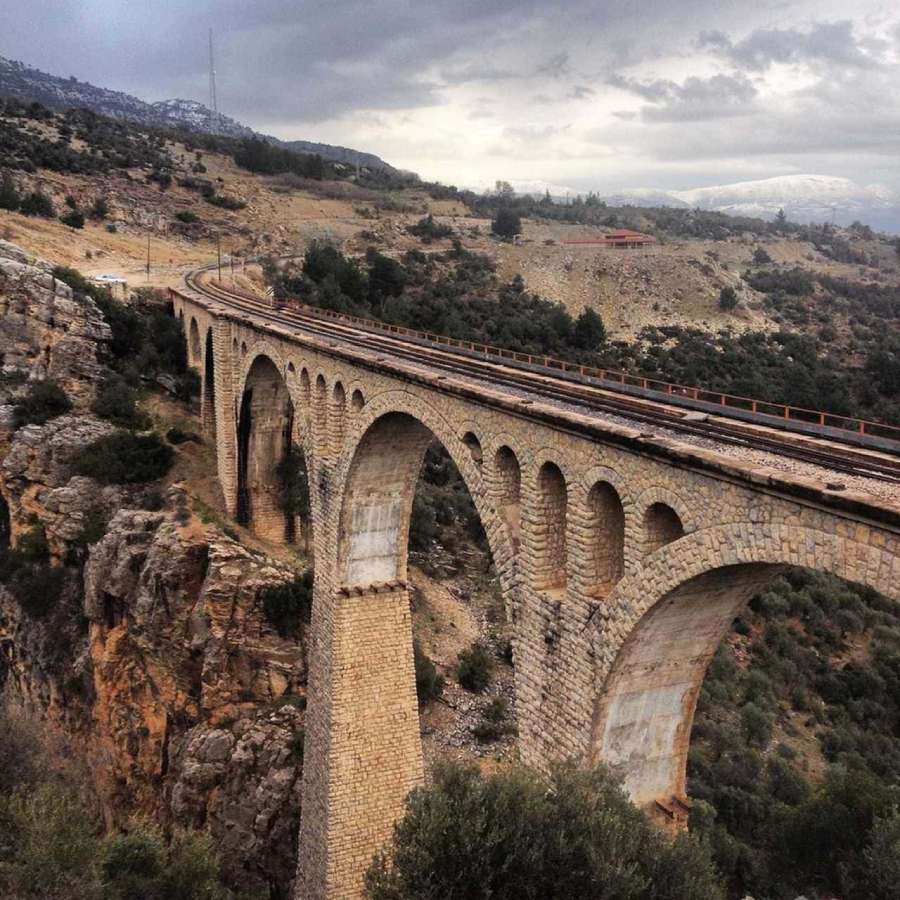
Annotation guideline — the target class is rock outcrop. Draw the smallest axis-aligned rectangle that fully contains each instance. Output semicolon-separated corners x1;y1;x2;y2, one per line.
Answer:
0;413;307;896
83;501;306;894
0;239;110;408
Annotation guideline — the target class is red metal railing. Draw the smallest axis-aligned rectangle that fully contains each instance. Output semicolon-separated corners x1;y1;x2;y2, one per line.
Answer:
180;279;900;445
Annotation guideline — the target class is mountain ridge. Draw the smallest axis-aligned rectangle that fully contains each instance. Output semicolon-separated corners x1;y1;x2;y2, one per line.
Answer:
608;174;900;232
0;54;396;172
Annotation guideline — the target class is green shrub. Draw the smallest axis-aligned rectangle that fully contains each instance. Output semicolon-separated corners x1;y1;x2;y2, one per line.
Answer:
260;570;314;639
0;171;21;210
573;307;606;349
73;432;174;484
175;210;200;223
718;286;738;311
12;561;69;618
90;196;109;220
101;821;229;900
13;379;72;427
491;207;521;239
457;642;493;693
92;376;149;429
0;782;102;898
19;190;55;217
205;193;246;211
413;640;444;705
365;760;724;900
472;698;515;742
166;426;198;444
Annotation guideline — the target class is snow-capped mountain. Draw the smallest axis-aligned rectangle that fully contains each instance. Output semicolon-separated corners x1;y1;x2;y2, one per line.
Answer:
0;55;395;170
607;175;900;232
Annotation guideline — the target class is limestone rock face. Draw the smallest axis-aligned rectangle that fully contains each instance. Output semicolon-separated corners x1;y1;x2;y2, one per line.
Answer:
0;413;125;552
83;505;306;896
0;239;110;407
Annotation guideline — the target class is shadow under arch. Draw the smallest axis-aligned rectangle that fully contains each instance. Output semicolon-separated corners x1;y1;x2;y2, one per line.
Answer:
590;521;900;820
236;353;294;542
202;328;216;442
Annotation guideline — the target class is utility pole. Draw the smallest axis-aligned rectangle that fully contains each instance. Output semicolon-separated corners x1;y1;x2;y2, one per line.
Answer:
208;29;218;132
230;249;235;285
217;234;222;281
146;232;150;282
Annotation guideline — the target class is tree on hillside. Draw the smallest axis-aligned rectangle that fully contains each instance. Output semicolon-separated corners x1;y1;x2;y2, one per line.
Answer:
491;207;521;240
0;172;20;211
366;760;724;900
775;207;787;229
19;190;54;218
718;286;738;311
573;307;606;349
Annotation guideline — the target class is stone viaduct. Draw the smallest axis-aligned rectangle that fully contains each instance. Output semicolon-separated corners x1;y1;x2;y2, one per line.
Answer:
173;287;900;900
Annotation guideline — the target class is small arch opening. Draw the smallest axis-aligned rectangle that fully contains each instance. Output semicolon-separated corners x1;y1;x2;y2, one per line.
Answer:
644;502;684;556
533;461;568;592
350;388;365;412
494;446;521;545
203;329;217;442
585;482;624;594
188;317;201;364
288;361;296;376
240;341;247;356
314;374;328;451
461;431;483;465
331;381;347;452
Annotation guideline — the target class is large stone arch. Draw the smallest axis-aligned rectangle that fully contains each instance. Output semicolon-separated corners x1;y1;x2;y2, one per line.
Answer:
236;351;294;542
298;393;518;900
590;521;900;821
326;390;516;596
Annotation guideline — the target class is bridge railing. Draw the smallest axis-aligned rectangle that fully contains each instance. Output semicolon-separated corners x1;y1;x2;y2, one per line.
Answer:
177;279;900;445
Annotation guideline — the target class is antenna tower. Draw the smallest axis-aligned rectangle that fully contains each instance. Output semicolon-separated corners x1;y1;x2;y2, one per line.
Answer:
208;29;218;131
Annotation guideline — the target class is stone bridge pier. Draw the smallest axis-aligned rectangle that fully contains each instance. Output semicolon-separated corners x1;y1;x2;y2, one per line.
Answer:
173;292;900;900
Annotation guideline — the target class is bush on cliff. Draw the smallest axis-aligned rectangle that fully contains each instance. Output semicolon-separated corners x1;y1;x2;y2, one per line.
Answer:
457;641;493;693
365;760;725;900
73;431;173;485
413;640;444;705
12;379;72;427
260;570;314;639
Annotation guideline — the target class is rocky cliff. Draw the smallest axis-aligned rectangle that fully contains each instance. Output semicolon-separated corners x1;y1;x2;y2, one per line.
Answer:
0;239;110;409
0;240;308;897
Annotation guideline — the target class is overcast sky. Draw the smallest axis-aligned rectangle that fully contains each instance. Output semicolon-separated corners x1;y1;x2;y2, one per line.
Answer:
5;2;900;193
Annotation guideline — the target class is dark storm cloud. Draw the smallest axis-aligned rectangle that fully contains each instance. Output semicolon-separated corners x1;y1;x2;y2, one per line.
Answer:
608;73;758;121
699;20;881;71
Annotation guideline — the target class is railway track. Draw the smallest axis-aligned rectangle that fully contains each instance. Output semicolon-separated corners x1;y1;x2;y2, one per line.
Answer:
182;266;900;486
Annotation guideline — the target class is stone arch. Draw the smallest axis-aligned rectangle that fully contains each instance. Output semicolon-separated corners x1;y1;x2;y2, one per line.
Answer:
461;430;483;465
531;461;568;593
350;388;365;412
583;481;625;594
330;391;514;594
202;328;216;441
304;392;520;900
493;445;521;547
236;353;294;542
643;502;685;556
330;381;347;453
188;317;201;364
590;521;900;820
313;373;328;453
